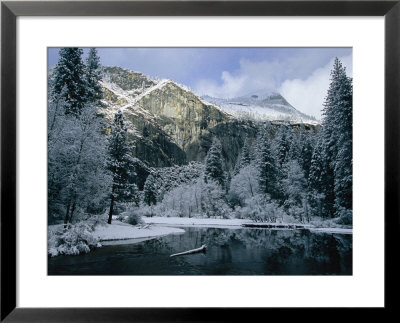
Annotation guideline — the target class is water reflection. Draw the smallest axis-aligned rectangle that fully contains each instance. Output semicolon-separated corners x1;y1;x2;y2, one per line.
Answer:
48;227;352;275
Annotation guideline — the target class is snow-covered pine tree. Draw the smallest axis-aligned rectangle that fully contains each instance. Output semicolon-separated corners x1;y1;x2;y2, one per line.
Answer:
287;127;304;163
298;129;315;180
143;173;157;206
322;57;353;219
322;58;352;157
107;110;138;224
269;126;293;202
308;133;333;217
333;144;352;223
233;136;252;175
255;128;279;199
274;126;292;168
52;48;87;116
334;140;352;220
204;137;225;187
85;48;103;106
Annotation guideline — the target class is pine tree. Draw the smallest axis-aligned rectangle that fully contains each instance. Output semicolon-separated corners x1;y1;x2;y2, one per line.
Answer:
85;48;103;106
233;136;252;175
204;138;225;187
322;58;353;219
334;138;352;219
52;48;87;116
322;58;352;155
107;110;138;224
144;173;157;206
274;126;292;167
299;130;315;180
308;132;334;217
255;129;279;199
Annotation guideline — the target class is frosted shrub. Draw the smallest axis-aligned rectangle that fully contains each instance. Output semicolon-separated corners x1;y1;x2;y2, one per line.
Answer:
236;194;284;222
125;210;144;225
48;222;100;257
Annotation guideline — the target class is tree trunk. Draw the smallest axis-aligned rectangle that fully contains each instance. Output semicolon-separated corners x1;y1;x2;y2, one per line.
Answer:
108;187;115;224
248;176;254;197
69;200;77;224
64;202;71;228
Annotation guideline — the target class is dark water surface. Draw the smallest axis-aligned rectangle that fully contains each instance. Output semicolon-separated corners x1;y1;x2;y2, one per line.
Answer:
48;227;352;275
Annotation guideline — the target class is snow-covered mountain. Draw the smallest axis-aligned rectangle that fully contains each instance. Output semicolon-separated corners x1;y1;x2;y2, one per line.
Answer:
202;91;318;124
98;66;319;173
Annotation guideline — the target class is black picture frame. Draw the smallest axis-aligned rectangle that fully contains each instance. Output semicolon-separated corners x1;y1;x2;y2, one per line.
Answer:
1;0;399;321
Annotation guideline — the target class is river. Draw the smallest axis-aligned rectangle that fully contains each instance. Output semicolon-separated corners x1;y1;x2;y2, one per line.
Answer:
48;226;352;275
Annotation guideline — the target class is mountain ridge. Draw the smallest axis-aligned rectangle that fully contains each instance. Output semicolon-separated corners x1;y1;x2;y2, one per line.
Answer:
202;91;318;124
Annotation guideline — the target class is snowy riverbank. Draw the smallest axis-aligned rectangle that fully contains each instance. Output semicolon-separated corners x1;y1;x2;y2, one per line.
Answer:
48;220;184;257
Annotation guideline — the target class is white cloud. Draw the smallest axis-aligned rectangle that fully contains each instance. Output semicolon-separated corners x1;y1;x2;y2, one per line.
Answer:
279;55;352;120
195;58;284;99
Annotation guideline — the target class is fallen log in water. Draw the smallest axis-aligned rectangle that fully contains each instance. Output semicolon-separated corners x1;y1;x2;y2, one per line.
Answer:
170;244;207;257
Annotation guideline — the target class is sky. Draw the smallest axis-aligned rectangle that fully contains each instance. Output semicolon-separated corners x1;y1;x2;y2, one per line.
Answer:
48;47;352;119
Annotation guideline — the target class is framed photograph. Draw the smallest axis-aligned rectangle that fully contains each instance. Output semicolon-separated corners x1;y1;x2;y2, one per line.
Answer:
1;0;398;321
